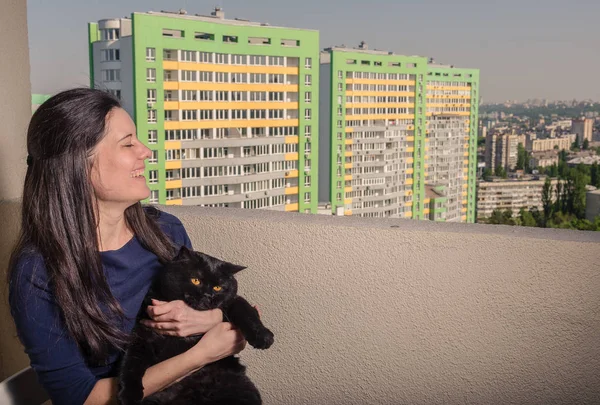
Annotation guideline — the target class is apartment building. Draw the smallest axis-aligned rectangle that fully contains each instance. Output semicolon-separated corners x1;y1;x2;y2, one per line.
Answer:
485;133;518;171
319;43;479;222
89;8;319;212
528;134;576;152
572;118;594;144
476;176;558;219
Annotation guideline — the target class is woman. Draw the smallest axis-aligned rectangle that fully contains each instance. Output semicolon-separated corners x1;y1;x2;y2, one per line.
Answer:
8;88;246;405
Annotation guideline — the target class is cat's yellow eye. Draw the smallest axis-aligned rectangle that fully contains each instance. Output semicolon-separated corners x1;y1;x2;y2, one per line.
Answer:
213;286;222;292
191;278;201;286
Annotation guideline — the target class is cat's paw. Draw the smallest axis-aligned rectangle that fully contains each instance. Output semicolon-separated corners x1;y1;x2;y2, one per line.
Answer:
247;327;274;349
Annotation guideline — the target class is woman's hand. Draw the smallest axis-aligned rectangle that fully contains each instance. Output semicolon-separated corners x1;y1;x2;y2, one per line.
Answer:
188;322;247;367
141;299;222;337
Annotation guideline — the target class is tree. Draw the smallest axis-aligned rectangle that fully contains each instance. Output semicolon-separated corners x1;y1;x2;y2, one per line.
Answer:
519;208;537;227
554;181;562;214
582;138;590;150
495;165;507;178
541;177;553;227
571;138;580;151
482;168;492;179
516;143;529;171
488;209;504;225
591;163;600;188
502;209;516;226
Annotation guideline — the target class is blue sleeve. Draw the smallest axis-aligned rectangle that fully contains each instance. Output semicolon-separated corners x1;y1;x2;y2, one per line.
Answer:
9;254;97;405
156;210;193;250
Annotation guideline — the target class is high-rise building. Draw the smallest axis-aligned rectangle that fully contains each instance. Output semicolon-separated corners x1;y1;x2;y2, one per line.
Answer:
89;8;319;212
572;118;593;144
319;44;479;222
485;133;518;171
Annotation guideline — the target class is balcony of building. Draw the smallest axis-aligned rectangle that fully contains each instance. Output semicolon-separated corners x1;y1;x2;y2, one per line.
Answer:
1;4;600;404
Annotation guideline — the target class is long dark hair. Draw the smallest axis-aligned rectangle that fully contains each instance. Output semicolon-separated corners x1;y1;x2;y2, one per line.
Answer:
9;88;176;363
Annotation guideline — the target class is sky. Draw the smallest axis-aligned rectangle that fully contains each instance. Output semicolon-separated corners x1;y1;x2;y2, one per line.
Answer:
27;0;600;103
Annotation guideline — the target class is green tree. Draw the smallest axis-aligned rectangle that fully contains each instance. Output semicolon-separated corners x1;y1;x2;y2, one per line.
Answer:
482;168;492;179
582;138;590;150
502;209;516;226
530;207;544;228
572;171;587;219
554;181;562;214
541;177;553;227
495;165;507;178
519;208;537;227
571;138;580;151
516;143;526;170
591;163;600;188
488;209;504;225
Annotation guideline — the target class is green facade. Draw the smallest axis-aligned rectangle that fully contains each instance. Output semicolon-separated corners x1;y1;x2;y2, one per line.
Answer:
90;12;319;212
130;13;319;211
327;50;428;216
326;49;479;222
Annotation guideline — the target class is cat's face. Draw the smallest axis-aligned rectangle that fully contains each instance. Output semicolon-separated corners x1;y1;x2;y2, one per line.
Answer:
157;246;246;311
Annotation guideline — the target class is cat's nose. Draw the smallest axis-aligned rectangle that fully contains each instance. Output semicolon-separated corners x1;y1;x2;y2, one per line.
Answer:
203;293;212;298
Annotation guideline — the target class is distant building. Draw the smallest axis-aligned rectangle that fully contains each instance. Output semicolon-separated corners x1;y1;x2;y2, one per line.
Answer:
528;134;576;152
530;151;558;168
485;133;518;171
88;8;319;211
572;118;594;144
32;94;52;113
586;189;600;221
476;176;557;219
567;155;600;166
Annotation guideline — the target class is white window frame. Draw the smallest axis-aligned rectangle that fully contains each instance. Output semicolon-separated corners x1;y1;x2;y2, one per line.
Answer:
146;47;156;62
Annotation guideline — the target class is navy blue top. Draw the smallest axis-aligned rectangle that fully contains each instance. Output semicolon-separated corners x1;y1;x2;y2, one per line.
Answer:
9;210;192;405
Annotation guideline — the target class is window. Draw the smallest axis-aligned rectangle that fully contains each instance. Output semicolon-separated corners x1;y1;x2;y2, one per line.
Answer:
304;192;311;202
338;70;343;79
148;109;156;123
305;92;312;103
148;170;158;184
101;29;119;41
223;35;239;43
181;90;197;101
146;68;156;82
231;73;247;83
231;54;246;65
305;176;311;186
147;89;156;104
101;49;120;62
149;190;159;203
337;83;343;91
249;55;266;65
281;39;300;47
162;29;184;38
148;130;158;144
102;69;120;82
305;125;311;136
149;150;158;164
108;89;121;99
146;47;155;62
195;32;214;41
305;109;311;120
269;56;284;66
305;74;312;85
215;53;228;64
181;50;196;62
305;58;312;69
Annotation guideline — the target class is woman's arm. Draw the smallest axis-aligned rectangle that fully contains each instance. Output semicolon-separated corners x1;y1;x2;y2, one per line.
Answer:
85;322;245;405
84;349;203;405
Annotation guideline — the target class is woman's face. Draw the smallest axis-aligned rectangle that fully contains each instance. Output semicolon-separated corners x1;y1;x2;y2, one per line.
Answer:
90;108;152;208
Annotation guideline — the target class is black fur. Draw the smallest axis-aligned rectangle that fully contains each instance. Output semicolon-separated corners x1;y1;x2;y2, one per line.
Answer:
117;246;274;405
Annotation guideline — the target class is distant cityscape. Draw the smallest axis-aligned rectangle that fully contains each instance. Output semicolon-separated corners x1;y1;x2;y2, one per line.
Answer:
30;7;600;231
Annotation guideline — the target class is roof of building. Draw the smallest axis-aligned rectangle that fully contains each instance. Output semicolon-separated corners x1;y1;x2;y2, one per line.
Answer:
567;155;600;165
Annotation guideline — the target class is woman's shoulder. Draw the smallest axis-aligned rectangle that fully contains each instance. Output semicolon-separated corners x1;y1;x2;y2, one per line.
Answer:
9;245;52;301
143;206;191;247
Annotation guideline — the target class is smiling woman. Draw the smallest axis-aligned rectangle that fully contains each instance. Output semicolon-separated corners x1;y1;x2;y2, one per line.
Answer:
7;88;248;405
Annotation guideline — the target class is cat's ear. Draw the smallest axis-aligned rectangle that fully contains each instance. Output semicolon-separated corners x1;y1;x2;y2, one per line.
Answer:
172;245;194;262
223;263;247;275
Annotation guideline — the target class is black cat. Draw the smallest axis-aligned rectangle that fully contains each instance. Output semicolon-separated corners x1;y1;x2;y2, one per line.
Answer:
117;246;274;405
